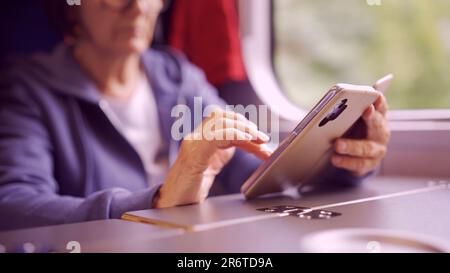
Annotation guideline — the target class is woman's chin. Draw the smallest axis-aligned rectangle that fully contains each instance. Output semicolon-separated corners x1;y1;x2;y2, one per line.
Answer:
112;42;149;56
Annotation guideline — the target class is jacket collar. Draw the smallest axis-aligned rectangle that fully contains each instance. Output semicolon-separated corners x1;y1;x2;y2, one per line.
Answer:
20;43;181;106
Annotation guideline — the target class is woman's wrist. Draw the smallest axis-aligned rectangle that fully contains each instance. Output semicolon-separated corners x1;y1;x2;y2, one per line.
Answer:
153;155;196;208
152;185;163;208
153;186;168;208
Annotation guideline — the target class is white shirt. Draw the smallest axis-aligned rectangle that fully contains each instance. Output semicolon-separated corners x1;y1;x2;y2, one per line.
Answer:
99;76;168;187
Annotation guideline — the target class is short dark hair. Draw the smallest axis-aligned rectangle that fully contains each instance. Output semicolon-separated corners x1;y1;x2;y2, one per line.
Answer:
41;0;79;37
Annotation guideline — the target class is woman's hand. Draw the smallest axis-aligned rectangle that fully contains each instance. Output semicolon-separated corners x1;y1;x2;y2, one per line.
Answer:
331;94;391;176
154;109;273;208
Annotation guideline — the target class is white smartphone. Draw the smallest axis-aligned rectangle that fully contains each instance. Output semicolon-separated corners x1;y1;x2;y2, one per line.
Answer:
373;74;394;94
241;75;393;199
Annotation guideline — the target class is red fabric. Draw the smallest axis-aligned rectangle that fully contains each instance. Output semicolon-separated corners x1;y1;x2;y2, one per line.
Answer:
169;0;247;86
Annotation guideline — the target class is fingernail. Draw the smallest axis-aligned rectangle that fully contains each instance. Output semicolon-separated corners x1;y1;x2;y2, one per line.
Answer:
258;131;270;142
338;141;347;152
244;133;253;141
248;121;258;130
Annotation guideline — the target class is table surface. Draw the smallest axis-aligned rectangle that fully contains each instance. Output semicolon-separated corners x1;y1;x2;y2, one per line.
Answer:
0;176;449;253
122;175;444;231
0;219;183;253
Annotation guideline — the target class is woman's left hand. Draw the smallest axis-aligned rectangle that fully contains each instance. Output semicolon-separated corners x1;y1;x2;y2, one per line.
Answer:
331;94;391;176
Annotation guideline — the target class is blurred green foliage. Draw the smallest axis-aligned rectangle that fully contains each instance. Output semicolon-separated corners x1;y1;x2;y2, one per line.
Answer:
274;0;450;109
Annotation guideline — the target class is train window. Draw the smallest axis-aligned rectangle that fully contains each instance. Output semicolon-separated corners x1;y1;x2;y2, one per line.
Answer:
273;0;450;110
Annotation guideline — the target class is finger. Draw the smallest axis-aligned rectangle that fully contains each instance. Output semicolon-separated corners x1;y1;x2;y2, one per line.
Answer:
331;155;379;176
335;139;386;159
374;94;388;116
362;104;375;121
209;128;253;148
211;108;257;128
207;118;269;143
210;129;273;159
362;110;390;144
235;142;274;160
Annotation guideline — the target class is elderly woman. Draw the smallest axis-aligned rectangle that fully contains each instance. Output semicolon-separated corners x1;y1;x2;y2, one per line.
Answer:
0;0;390;230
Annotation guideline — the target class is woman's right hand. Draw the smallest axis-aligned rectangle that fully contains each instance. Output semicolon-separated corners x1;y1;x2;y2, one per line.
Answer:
154;109;273;208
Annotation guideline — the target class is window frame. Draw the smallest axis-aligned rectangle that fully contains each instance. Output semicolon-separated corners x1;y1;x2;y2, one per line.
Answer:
238;0;450;178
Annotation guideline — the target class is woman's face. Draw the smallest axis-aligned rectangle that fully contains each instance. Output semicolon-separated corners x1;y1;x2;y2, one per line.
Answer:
78;0;163;55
